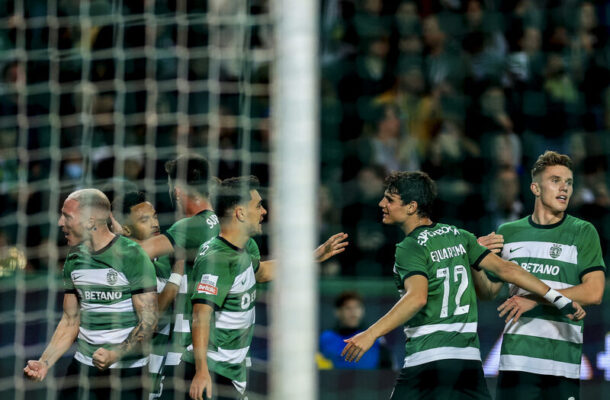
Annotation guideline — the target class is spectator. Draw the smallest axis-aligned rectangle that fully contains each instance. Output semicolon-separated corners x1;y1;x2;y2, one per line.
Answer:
319;291;392;369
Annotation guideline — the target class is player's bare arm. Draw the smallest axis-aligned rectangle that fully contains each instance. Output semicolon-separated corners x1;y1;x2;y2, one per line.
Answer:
138;234;175;260
92;291;158;370
479;252;581;318
24;293;80;381
190;303;214;400
470;267;503;301
158;259;185;313
553;270;605;306
342;274;428;363
255;232;349;282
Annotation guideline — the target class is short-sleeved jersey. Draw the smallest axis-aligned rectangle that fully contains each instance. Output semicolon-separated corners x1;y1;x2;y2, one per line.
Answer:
62;235;157;368
163;210;221;366
393;223;490;369
182;236;261;392
491;215;606;379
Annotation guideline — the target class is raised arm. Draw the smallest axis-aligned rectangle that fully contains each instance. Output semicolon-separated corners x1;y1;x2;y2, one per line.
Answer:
342;274;428;363
255;232;350;283
139;234;175;260
92;291;158;370
190;303;214;400
24;293;80;381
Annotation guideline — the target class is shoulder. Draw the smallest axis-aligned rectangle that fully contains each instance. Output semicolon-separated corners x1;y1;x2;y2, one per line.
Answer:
497;216;529;234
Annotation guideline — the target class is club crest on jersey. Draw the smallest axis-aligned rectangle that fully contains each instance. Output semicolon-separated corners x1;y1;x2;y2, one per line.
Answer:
549;244;562;259
106;270;118;285
197;273;219;295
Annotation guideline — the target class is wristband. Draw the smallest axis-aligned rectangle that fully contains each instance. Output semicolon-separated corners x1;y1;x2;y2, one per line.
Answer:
544;289;572;312
168;273;182;287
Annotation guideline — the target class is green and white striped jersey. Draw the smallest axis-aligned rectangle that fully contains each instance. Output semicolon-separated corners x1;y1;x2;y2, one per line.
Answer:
63;235;157;368
393;223;490;369
148;254;172;395
182;236;261;393
491;215;605;379
162;210;220;366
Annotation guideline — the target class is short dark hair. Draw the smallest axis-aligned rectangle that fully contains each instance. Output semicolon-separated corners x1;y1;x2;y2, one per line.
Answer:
215;176;261;221
164;154;212;196
384;171;437;219
112;191;147;222
335;291;363;309
531;151;573;180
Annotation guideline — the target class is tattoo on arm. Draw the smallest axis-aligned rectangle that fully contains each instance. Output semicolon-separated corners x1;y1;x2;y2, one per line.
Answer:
117;291;158;357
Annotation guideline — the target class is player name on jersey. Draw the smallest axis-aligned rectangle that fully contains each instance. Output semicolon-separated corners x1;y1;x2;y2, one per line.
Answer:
430;244;466;262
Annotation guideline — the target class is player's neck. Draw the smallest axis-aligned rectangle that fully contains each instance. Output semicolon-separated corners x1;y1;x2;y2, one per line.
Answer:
220;225;249;249
184;197;212;217
87;227;116;252
402;216;433;236
531;204;564;226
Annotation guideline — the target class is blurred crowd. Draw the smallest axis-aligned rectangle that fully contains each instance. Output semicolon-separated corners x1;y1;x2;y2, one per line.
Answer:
0;0;609;278
319;0;610;276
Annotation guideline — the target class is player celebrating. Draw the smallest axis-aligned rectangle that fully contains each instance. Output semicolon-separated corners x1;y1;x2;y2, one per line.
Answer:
340;171;585;399
186;176;349;400
112;191;177;399
24;189;158;399
472;151;605;400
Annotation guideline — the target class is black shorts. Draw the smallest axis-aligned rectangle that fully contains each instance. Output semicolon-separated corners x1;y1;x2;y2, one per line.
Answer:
496;370;580;400
390;359;491;400
159;361;245;400
59;358;147;400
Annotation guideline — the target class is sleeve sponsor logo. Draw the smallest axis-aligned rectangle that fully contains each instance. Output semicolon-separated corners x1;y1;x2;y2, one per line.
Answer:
197;274;219;295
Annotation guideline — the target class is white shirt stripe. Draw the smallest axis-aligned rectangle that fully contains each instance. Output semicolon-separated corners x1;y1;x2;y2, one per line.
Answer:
173;313;190;333
78;326;133;345
74;351;148;369
80;298;134;313
404;322;478;339
208;346;250;364
148;354;164;374
215;309;255;330
503;317;583;344
403;346;481;368
502;241;578;264
71;268;129;286
165;351;181;366
499;354;580;379
229;265;255;294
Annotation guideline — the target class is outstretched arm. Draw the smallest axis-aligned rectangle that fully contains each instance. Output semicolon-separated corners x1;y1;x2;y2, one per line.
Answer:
255;232;349;282
342;275;428;363
479;252;579;318
92;291;158;370
471;232;504;300
24;293;80;381
315;232;349;262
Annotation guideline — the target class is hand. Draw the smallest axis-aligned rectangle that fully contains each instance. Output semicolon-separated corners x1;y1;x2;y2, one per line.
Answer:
92;348;119;370
341;330;376;363
189;369;213;400
23;360;49;381
498;295;537;323
477;232;504;254
315;233;349;262
566;301;586;321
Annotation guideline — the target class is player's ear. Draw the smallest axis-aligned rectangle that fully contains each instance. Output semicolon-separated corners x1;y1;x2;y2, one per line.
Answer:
235;205;246;222
530;182;540;197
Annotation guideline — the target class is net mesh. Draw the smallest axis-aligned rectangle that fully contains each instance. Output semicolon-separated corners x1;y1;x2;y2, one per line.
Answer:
0;1;272;399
